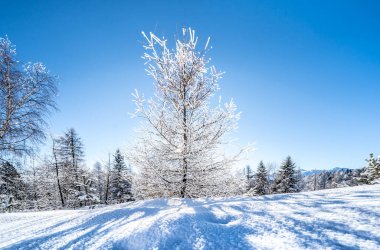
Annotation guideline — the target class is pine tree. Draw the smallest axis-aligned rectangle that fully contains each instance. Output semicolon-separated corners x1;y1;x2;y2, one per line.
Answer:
75;173;99;207
253;161;268;195
110;149;133;203
0;161;26;211
273;156;299;193
370;155;380;181
364;153;380;183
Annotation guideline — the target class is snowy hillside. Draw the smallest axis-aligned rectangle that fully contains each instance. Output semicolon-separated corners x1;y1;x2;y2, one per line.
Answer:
1;185;379;250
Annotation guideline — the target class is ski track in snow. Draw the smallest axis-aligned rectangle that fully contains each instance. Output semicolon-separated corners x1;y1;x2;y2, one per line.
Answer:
0;185;380;250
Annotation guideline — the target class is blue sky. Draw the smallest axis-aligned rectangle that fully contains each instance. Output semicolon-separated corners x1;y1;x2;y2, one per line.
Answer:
1;0;380;170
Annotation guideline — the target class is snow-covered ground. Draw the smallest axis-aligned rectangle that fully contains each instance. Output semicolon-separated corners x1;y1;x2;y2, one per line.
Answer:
0;185;379;250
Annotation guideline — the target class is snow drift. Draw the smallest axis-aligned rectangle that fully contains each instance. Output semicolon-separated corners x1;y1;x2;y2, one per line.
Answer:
0;185;379;249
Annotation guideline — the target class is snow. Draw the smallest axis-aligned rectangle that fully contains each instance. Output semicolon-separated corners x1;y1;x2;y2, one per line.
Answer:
1;185;380;249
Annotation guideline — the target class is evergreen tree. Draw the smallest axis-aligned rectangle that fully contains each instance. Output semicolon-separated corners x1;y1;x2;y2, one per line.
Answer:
370;154;380;181
364;153;380;182
0;161;26;211
253;161;268;195
273;156;299;193
75;173;99;207
110;149;133;203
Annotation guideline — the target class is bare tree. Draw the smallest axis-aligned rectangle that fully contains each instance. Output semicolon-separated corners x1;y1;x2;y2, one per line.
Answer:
244;165;254;191
266;162;277;194
128;28;245;198
55;128;85;207
56;128;84;190
92;161;105;202
0;37;57;159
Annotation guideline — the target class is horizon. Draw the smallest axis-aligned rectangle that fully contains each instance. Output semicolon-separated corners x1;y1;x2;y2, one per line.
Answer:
1;0;380;170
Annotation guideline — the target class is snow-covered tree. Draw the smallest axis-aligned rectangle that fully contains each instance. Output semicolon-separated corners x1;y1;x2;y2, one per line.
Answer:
266;162;278;194
317;171;329;189
370;154;380;181
74;174;99;207
92;161;105;202
56;128;84;187
55;128;86;207
273;156;299;194
23;158;59;210
0;161;26;211
128;28;244;198
252;161;268;195
110;149;133;203
103;154;112;205
0;36;57;159
51;138;65;207
362;153;380;183
294;168;304;192
244;165;254;191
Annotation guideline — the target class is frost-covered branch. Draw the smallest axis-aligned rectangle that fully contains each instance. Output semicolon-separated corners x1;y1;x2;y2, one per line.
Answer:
128;28;245;198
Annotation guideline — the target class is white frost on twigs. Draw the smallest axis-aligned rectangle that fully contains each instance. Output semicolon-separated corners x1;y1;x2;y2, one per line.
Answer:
128;28;247;198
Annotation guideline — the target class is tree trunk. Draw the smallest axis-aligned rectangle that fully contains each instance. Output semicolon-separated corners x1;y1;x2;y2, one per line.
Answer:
0;55;12;140
180;84;188;198
69;134;82;207
53;141;65;207
70;134;79;190
83;176;88;207
104;154;111;204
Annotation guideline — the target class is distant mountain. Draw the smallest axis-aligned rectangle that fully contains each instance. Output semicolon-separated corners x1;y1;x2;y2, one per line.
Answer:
301;167;354;176
301;169;324;176
301;167;365;191
330;167;353;173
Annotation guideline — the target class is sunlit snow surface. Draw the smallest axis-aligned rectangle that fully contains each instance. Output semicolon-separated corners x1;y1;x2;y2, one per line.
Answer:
1;185;379;249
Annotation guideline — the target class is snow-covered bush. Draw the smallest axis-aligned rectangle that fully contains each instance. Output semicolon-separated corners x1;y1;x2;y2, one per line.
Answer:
0;194;14;212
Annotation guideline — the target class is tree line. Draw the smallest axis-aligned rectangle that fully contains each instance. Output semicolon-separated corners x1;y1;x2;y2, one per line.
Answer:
0;128;133;211
244;156;303;196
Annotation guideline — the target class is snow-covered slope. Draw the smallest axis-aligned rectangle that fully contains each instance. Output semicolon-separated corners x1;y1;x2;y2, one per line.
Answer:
1;185;379;250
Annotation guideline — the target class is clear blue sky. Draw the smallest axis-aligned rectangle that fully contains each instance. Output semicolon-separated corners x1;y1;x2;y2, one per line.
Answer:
1;0;380;170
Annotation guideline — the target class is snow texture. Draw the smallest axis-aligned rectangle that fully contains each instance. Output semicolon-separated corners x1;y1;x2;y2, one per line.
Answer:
0;185;379;249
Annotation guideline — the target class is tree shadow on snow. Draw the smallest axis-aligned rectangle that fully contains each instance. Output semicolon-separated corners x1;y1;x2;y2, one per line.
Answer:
3;204;163;250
